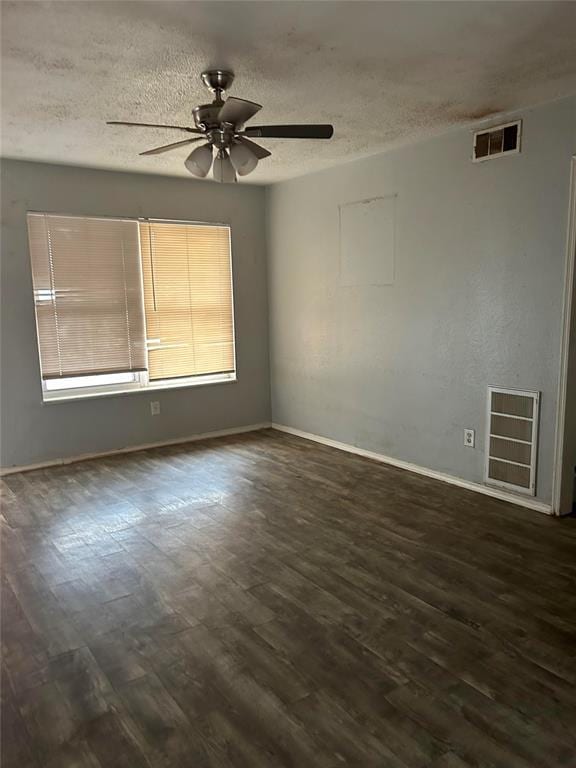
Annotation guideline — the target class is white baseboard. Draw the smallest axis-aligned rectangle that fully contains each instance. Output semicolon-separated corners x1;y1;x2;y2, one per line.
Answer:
0;422;271;476
272;423;552;515
2;421;553;515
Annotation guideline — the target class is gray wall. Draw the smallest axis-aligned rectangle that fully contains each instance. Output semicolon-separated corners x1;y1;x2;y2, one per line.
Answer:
267;95;576;503
1;160;270;467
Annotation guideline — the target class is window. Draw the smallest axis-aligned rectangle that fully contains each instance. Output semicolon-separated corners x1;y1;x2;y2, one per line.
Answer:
27;213;236;401
140;221;235;381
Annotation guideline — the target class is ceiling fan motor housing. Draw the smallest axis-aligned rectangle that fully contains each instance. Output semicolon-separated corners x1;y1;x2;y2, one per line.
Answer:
192;103;222;131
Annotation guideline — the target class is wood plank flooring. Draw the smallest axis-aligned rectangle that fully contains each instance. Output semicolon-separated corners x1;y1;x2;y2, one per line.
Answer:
2;428;576;767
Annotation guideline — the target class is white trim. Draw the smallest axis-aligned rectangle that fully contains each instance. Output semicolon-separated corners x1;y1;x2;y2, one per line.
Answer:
0;423;271;476
489;411;533;422
489;434;532;445
27;211;231;228
42;372;237;403
271;423;552;515
553;156;576;516
486;456;531;469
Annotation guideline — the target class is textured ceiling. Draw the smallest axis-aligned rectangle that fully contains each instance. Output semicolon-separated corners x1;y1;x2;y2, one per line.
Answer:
2;1;576;184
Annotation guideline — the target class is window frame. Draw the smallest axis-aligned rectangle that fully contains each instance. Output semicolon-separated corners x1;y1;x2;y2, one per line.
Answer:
41;370;237;403
28;212;238;403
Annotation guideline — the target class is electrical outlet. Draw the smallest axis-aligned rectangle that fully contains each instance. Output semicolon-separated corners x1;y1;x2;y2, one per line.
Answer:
464;428;475;447
150;401;160;416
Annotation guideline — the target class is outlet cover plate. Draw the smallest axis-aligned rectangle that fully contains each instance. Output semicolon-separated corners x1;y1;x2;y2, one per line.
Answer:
464;428;475;447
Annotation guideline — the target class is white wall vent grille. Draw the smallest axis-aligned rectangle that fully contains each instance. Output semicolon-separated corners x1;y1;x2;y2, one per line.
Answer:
473;120;521;162
485;386;539;495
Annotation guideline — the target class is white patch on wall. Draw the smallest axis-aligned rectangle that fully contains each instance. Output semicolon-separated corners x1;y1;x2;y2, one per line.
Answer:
339;196;396;287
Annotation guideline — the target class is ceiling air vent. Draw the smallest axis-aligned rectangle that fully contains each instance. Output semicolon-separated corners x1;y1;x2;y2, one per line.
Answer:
473;120;521;162
485;386;539;495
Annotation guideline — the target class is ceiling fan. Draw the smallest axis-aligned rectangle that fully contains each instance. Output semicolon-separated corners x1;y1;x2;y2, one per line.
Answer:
107;70;334;183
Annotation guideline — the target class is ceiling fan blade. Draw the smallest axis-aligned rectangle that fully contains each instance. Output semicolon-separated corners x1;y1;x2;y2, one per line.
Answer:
218;97;262;127
236;136;271;159
243;124;334;139
139;138;204;156
107;121;201;134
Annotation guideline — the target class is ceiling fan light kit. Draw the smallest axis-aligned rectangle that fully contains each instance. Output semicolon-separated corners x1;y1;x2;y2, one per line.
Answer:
184;143;213;177
230;141;259;176
213;150;237;183
107;69;334;183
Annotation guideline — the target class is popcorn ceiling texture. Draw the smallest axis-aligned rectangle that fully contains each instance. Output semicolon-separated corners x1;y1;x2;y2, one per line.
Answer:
2;1;576;184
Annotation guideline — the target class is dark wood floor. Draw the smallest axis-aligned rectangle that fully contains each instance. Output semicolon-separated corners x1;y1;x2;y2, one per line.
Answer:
2;429;576;767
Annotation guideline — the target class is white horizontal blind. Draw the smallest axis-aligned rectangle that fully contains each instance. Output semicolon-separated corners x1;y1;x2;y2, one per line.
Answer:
139;221;235;381
27;213;147;379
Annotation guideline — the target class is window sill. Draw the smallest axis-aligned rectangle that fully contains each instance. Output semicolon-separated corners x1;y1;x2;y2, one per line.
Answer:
42;373;237;403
